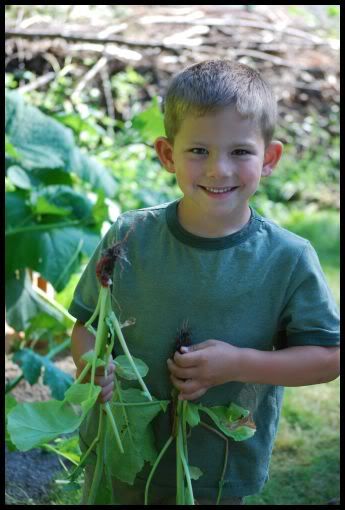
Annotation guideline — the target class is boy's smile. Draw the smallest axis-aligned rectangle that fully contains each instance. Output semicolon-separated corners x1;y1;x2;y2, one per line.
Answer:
155;106;282;237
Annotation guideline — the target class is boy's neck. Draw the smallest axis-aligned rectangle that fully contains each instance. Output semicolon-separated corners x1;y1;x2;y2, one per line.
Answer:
177;199;252;238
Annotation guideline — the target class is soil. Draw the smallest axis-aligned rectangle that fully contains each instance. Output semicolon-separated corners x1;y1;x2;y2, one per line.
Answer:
5;351;77;505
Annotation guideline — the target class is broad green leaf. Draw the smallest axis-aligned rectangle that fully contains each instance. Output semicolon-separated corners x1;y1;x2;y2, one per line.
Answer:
5;269;65;332
25;312;66;342
131;97;165;141
198;403;256;442
185;402;200;428
81;350;105;367
7;165;31;190
6;221;97;292
5;90;117;196
12;347;74;399
41;435;81;464
33;196;72;216
5;394;18;451
189;465;203;480
42;359;74;400
105;387;169;484
52;112;101;138
5;135;22;159
64;383;100;407
7;384;100;451
114;355;149;380
8;400;81;451
12;348;43;385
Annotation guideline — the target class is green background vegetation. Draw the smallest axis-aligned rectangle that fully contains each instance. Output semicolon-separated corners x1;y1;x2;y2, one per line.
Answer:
5;4;339;504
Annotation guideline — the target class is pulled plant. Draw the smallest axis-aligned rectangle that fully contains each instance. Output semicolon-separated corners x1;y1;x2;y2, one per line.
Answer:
145;321;256;506
7;236;169;504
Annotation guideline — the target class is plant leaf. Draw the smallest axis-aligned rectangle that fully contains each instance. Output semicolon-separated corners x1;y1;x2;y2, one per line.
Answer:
189;465;203;480
80;350;105;367
7;165;31;189
114;355;149;380
105;387;169;484
185;402;200;428
131;97;165;141
12;348;43;385
7;384;100;451
5;394;18;451
198;403;256;442
42;358;74;400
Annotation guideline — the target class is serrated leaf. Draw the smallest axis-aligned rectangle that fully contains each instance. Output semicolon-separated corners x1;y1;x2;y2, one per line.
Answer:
104;388;169;484
114;355;149;380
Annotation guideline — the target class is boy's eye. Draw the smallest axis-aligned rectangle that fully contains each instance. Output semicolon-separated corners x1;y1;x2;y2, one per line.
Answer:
232;149;250;155
190;148;208;155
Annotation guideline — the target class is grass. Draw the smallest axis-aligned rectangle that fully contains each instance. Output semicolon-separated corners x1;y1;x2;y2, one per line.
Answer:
42;205;341;505
245;379;340;505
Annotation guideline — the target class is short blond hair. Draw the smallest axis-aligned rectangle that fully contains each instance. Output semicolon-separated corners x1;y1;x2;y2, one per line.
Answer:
163;59;277;147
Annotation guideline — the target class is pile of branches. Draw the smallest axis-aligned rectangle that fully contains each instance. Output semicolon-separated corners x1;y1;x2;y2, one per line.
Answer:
5;5;339;147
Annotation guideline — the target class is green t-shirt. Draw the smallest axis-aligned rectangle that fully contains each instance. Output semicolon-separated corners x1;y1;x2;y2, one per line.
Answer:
69;199;339;502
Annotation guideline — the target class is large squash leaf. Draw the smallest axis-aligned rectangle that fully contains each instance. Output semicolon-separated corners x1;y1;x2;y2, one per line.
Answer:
7;384;100;451
5;190;100;291
5;90;117;197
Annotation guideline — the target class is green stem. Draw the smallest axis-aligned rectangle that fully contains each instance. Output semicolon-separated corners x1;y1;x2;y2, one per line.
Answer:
84;292;101;329
89;287;109;398
177;418;194;505
110;401;167;407
68;435;100;482
74;361;91;385
87;407;105;504
200;421;229;505
182;400;188;464
144;435;174;505
104;401;124;453
40;443;79;466
110;311;152;401
176;400;184;505
34;286;75;327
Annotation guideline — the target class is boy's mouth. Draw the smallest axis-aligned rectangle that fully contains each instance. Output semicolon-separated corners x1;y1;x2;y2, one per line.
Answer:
199;185;239;198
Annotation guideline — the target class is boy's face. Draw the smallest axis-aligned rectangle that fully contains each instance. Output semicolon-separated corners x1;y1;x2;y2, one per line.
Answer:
155;106;282;236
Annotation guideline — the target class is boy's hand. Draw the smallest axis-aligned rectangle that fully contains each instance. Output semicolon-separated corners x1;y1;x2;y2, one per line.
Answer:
76;355;116;404
167;340;241;401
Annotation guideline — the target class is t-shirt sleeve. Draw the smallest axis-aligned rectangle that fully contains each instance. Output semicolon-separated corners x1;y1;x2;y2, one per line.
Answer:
68;222;119;323
278;241;339;347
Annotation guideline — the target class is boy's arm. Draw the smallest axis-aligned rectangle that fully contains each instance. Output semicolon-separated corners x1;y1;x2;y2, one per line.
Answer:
235;344;340;386
71;320;97;375
168;340;340;401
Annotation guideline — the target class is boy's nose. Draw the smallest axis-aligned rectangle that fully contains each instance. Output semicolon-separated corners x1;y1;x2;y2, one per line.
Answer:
206;157;232;178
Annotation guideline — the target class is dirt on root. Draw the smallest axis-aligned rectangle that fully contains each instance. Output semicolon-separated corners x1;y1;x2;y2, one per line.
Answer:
5;352;77;505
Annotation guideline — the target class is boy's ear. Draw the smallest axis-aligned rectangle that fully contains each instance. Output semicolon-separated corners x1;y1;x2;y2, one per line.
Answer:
154;137;175;174
262;141;283;177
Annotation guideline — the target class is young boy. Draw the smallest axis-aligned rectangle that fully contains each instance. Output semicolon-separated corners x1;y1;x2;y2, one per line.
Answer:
69;59;340;505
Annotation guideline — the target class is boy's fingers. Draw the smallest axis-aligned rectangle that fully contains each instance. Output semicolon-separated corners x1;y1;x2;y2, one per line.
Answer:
167;359;195;379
